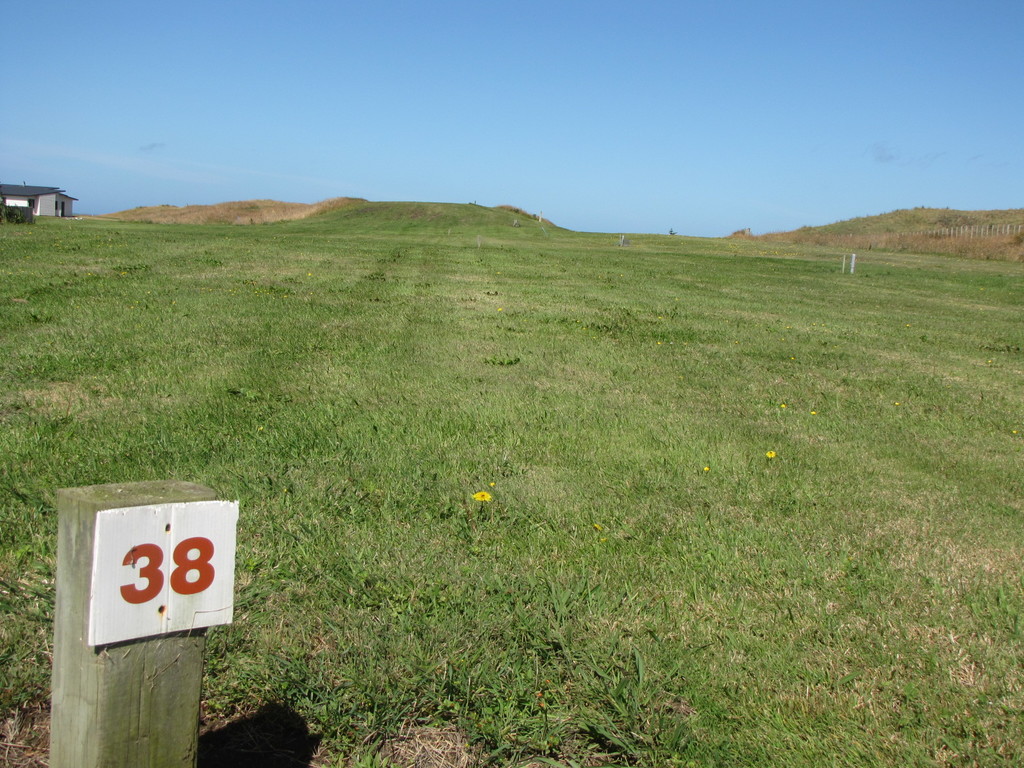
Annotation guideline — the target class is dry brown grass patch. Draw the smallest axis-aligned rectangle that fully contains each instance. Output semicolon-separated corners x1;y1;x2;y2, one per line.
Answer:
377;725;482;768
757;230;1024;262
101;197;366;225
1;704;49;768
22;382;94;416
20;382;125;421
870;515;1021;583
494;204;545;222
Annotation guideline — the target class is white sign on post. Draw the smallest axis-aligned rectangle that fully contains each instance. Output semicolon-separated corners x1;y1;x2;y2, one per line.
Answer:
88;500;238;646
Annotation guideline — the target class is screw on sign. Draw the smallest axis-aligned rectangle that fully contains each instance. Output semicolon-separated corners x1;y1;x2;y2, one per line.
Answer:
89;500;238;646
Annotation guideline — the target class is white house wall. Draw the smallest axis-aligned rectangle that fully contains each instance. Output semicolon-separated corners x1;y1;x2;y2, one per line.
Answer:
2;190;76;216
37;193;57;216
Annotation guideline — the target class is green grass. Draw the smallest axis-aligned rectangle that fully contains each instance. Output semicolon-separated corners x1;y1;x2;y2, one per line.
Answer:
2;213;1023;766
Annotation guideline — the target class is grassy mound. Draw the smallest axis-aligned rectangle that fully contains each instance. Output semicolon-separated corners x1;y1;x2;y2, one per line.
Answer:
750;207;1024;262
286;200;558;235
100;197;366;225
102;198;559;234
798;207;1024;235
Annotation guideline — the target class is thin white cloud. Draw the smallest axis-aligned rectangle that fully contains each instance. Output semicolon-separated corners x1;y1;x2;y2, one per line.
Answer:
171;156;347;192
1;136;347;193
871;142;897;164
869;142;946;169
1;137;225;185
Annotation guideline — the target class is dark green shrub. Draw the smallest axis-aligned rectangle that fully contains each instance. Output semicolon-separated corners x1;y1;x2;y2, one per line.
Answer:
2;205;34;224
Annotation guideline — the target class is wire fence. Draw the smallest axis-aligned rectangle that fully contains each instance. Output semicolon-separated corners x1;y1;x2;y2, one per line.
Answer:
826;224;1023;240
916;224;1022;238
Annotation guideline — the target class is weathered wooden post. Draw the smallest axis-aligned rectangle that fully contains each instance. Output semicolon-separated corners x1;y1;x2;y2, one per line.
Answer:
51;481;238;768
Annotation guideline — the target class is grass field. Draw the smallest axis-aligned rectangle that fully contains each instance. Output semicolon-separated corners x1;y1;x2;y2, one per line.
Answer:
2;209;1023;767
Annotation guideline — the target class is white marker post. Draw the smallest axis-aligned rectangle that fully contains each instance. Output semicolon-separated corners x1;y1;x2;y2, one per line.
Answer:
850;253;857;274
51;481;238;768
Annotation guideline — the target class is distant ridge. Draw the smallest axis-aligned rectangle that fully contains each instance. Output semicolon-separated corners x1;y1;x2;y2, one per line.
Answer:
100;197;367;224
767;206;1024;237
748;207;1024;262
101;198;557;230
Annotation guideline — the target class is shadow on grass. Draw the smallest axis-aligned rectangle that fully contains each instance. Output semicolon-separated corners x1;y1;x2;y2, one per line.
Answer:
199;702;323;767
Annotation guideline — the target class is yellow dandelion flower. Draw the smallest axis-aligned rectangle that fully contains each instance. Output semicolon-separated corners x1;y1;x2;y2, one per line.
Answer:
593;523;604;531
473;491;492;502
765;451;777;459
703;466;710;472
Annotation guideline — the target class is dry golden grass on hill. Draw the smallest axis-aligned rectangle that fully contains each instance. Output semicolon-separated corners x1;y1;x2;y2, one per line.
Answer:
751;229;1024;261
100;196;366;225
740;207;1024;262
494;204;547;222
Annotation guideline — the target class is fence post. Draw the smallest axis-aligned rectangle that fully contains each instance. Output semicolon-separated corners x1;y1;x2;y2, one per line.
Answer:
50;481;231;768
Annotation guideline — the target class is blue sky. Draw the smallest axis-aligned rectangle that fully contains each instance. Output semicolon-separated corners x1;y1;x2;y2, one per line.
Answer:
4;0;1021;236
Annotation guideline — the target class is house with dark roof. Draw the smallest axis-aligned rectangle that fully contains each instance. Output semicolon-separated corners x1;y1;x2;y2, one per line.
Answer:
0;184;78;217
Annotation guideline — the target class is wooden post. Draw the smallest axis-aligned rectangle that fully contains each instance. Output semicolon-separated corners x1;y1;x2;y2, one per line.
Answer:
51;481;220;768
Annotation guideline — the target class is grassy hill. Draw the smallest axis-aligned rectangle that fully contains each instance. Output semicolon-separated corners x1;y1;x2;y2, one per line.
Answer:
755;207;1024;262
792;207;1024;236
101;198;559;233
100;196;367;224
287;200;561;236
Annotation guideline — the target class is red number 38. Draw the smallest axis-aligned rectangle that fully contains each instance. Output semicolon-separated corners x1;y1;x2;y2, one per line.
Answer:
120;537;216;604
